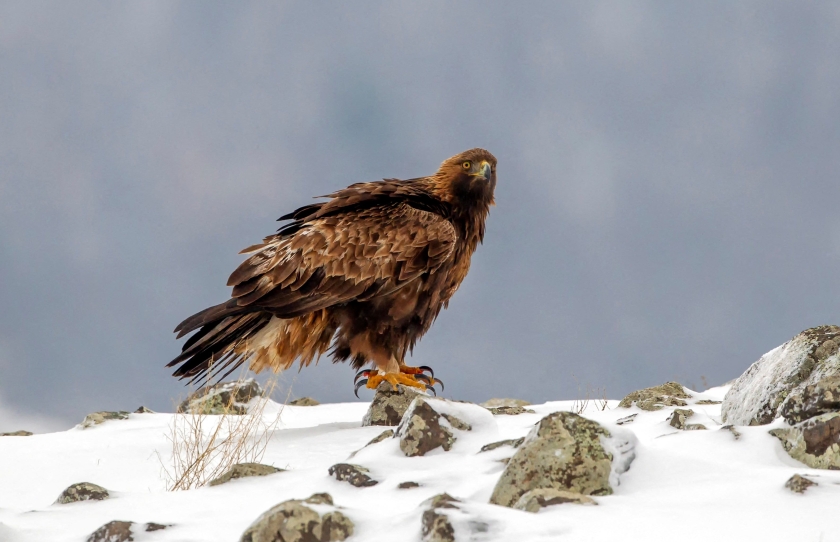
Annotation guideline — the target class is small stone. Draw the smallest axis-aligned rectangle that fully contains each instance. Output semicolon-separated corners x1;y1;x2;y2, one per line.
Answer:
134;406;154;413
513;488;597;512
288;397;320;406
348;429;394;459
178;379;263;415
615;414;637;425
80;411;130;428
87;521;134;542
695;400;722;405
145;523;169;532
421;494;461;542
618;382;691;411
785;474;817;494
0;430;33;436
304;493;334;505
479;438;525;453
481;398;531;408
398;481;421;489
668;409;695;430
397;399;455;457
362;383;426;426
239;494;352;542
770;412;840;470
684;424;708;431
208;463;284;486
56;482;110;504
328;463;379;487
721;425;742;440
487;406;536;416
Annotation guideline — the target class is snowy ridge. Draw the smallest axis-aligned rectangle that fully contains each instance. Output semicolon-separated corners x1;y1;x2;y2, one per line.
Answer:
1;386;839;542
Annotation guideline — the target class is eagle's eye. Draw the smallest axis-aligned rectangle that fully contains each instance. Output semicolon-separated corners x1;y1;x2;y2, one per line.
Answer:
462;161;471;170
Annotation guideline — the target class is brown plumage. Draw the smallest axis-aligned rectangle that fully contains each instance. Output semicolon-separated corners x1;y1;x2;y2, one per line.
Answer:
168;148;497;386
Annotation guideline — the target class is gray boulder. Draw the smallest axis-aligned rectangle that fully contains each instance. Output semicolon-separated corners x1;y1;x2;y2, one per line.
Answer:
769;412;840;469
396;398;473;457
618;382;691;411
722;325;840;426
239;493;353;542
56;482;110;504
178;378;263;415
80;411;130;429
328;463;379;487
489;412;635;507
362;383;426;426
209;463;284;486
513;488;597;513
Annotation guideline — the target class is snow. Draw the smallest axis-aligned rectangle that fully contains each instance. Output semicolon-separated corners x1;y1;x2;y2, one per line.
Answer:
1;386;839;542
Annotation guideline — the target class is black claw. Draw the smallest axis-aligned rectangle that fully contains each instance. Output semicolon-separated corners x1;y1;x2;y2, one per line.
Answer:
434;378;444;392
354;378;368;398
415;373;433;386
354;369;372;384
418;365;435;378
425;384;437;396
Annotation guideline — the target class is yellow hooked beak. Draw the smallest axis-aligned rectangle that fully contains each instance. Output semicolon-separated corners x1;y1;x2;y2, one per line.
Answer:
471;160;492;180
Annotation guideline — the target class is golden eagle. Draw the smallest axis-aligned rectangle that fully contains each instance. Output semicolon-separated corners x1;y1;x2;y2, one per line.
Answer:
168;148;496;395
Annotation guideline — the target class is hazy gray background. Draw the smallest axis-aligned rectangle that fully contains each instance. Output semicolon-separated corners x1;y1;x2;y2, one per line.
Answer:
2;1;840;431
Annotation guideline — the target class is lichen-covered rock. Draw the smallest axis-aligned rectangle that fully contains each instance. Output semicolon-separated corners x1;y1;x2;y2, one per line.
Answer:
421;494;460;542
722;326;840;426
397;399;456;457
87;521;167;542
480;438;525;453
618;382;691;411
486;406;536;416
178;379;263;415
481;398;531;408
56;482;110;504
239;493;353;542
779;376;840;424
362;383;426;426
289;397;320;406
785;474;817;493
513;488;597;512
770;412;840;470
0;430;32;436
489;412;635;507
328;463;379;487
209;463;284;486
668;409;694;430
80;411;130;428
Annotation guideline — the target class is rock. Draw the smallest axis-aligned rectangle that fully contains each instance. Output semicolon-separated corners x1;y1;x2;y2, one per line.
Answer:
208;463;284;486
87;521;167;542
489;411;635;507
348;429;394;459
56;482;110;504
618;382;691;411
668;409;694;430
684;424;708;431
481;398;531;408
486;406;536;416
328;463;379;487
421;494;460;542
145;523;169;531
288;397;320;406
779;376;840;424
178;378;263;415
441;413;471;431
134;406;154;413
0;430;32;436
785;474;818;493
80;411;130;428
695;400;722;405
398;481;421;489
480;438;525;453
722;325;840;426
239;493;353;542
769;412;840;470
362;383;426;426
513;488;597;512
722;425;742;440
615;414;637;425
397;399;456;457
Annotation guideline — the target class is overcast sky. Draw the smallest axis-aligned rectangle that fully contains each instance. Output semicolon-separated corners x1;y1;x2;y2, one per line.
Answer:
2;1;840;431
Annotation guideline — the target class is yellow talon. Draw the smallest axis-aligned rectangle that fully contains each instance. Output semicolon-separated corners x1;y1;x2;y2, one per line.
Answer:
366;371;427;391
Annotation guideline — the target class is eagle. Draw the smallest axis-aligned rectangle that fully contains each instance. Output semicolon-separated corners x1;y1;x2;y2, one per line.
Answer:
167;148;497;395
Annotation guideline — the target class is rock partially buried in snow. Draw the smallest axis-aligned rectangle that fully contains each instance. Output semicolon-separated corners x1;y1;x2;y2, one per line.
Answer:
87;521;168;542
769;412;840;470
328;463;379;487
347;429;394;459
722;325;840;426
618;382;691;411
667;409;705;430
0;430;32;436
178;379;263;415
421;493;460;542
80;411;130;428
785;474;818;494
56;482;110;504
288;397;320;406
208;463;284;486
514;488;598;512
480;438;525;453
486;406;535;416
239;493;353;542
489;412;635;507
779;375;840;424
362;383;426;426
397;399;457;457
481;398;531;408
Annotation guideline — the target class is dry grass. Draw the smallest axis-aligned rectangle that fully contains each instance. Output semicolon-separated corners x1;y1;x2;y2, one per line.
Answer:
570;375;610;415
158;375;288;491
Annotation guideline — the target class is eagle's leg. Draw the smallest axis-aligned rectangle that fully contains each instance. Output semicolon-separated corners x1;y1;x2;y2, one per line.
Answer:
365;371;427;392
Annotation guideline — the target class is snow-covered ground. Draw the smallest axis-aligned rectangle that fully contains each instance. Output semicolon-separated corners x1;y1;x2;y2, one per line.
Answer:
1;385;837;542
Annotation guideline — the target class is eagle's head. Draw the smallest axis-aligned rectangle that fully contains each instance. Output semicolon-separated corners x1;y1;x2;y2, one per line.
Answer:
432;148;497;208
